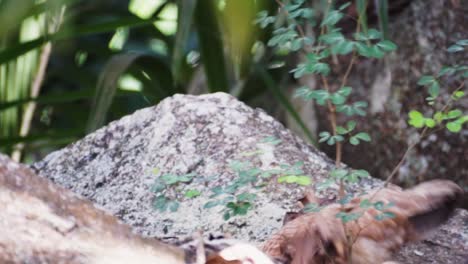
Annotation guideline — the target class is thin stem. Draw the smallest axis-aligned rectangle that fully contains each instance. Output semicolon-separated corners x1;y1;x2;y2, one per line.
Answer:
382;127;428;187
340;52;357;88
275;0;307;39
11;43;52;162
11;7;65;162
371;80;465;198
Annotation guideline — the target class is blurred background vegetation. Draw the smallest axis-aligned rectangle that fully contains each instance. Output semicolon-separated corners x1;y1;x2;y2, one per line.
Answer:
0;0;466;198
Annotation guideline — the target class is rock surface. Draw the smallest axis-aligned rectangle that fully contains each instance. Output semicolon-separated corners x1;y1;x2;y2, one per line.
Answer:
33;92;467;263
0;154;185;264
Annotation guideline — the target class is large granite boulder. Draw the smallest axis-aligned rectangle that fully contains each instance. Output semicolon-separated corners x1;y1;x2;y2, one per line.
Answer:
32;92;467;263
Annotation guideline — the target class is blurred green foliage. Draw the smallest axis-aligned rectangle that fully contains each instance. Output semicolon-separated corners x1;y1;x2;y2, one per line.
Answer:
0;0;391;163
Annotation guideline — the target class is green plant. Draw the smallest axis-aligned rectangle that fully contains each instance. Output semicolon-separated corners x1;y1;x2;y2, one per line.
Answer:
202;136;316;220
151;172;196;212
381;39;468;185
255;0;385;198
151;136;316;219
253;0;462;259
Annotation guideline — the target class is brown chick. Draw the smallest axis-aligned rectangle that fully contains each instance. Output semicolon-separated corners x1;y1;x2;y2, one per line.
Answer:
262;180;463;264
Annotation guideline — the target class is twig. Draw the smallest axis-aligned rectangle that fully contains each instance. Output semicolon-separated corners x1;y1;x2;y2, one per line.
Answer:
11;43;52;162
194;230;206;264
11;7;65;161
275;0;308;45
371;80;465;198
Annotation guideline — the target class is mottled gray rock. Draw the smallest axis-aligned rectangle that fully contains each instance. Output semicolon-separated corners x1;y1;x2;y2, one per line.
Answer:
32;92;337;240
33;92;467;263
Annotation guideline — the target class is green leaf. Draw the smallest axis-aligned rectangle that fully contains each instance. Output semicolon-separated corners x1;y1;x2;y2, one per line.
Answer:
223;211;231;220
353;169;370;178
347;120;357;131
204;200;220;209
446;122;461;132
353;101;368;116
169;201;180;212
279;175;311;185
291;64;308;78
417;75;434;85
366;29;382;40
355;42;373;57
338;2;352;10
161;174;179;185
321;10;344;27
370;45;385;58
152;181;166;193
433;112;445;123
456;39;468;46
425;118;436;128
153;195;169;212
356;0;368;33
172;0;197;84
194;0;229;92
278;175;293;183
237;192;257;202
294;86;313;100
295;176;312;186
447;110;462;119
330;93;346;105
338;86;352;96
377;40;397;51
408;110;425;128
254;11;276;28
87;53;174;132
376;0;389;40
319;32;345;44
438;66;456;77
185;189;201;198
319;131;331;142
330;169;348;179
289;7;314;19
269;26;298;48
0;14;167;64
331;41;354;55
235;202;252;215
452;91;465;100
355;132;371;142
311;62;330;76
316;178;335;190
290;38;303;51
428;81;440;98
349;136;359;145
447;45;464;53
336;126;348;135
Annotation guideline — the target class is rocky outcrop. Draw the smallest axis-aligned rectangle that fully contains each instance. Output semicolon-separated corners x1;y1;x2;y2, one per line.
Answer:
0;154;185;264
32;93;467;263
